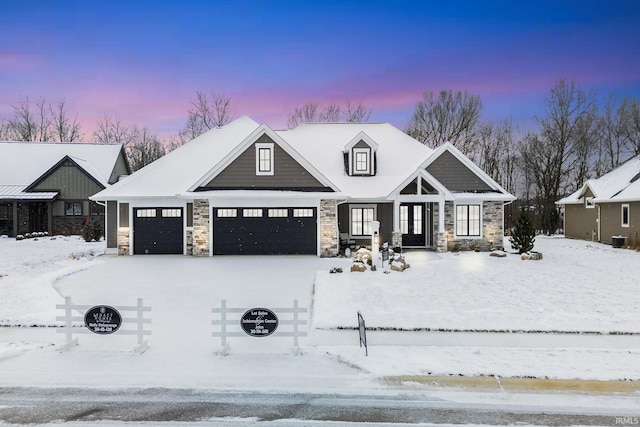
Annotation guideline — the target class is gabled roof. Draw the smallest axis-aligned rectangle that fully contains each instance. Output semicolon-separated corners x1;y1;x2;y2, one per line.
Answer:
0;142;125;188
343;131;379;152
421;142;515;200
557;154;640;204
190;122;338;192
93;116;264;200
278;122;433;199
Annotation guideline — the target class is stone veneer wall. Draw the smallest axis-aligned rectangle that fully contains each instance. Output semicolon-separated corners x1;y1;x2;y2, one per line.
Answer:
117;229;130;255
444;201;504;251
186;229;193;255
192;199;210;256
319;199;338;257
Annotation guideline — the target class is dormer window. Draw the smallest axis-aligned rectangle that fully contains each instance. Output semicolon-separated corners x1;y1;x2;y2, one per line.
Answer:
343;132;379;177
256;143;274;176
353;148;370;174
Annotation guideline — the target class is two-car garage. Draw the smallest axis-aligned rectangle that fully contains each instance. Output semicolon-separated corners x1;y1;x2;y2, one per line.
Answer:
131;205;317;255
213;207;317;255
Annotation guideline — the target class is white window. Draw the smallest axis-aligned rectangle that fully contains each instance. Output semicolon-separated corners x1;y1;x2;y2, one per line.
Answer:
585;197;595;209
353;148;370;174
136;209;156;218
162;209;181;217
243;209;263;217
256;143;274;176
217;209;237;218
456;204;481;237
293;208;313;217
622;204;630;228
413;205;423;234
400;205;409;234
351;206;375;236
268;209;288;217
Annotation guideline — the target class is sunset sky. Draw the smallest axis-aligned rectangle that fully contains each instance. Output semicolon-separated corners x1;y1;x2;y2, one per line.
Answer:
1;0;639;139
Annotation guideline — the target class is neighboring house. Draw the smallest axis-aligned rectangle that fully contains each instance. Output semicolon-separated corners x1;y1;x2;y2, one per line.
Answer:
557;154;640;245
0;142;130;237
91;116;515;256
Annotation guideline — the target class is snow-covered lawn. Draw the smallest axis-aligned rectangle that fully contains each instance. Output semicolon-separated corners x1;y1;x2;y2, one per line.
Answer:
314;236;640;333
0;234;638;384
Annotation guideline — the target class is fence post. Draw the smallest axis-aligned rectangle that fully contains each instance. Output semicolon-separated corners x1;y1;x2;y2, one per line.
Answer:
219;299;229;355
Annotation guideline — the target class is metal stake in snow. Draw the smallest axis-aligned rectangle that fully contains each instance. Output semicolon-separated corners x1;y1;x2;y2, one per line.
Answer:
358;311;368;356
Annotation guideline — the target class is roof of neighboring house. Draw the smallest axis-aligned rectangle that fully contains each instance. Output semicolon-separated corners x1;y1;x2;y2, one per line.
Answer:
557;154;640;204
0;142;126;189
91;116;515;201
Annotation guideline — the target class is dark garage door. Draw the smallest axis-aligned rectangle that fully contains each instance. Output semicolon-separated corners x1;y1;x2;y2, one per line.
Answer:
213;207;316;255
133;208;183;254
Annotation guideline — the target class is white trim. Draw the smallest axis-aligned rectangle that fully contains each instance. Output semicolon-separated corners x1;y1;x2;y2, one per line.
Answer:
255;143;274;176
622;204;630;228
585;197;595;209
352;147;371;175
343;131;379;152
190;123;339;192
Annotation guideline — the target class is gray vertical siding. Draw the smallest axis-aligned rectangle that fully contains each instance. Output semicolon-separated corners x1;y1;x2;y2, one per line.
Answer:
426;150;493;192
109;151;130;184
203;134;328;190
107;201;117;248
564;203;599;241
32;161;104;200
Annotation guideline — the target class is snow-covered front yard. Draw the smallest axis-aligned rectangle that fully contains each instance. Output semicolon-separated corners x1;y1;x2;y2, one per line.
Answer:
0;234;638;384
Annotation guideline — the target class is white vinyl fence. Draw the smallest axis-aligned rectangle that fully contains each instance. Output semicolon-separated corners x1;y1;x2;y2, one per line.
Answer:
56;297;151;354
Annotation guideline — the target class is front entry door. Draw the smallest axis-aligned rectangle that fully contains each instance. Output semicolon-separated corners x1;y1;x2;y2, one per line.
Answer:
400;203;426;246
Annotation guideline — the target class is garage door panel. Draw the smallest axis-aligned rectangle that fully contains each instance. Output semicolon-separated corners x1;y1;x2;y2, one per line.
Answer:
134;208;183;255
213;208;316;255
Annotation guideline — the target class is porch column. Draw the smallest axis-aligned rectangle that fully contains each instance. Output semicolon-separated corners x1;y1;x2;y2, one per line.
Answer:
47;201;53;235
12;202;18;237
393;199;400;231
436;199;447;253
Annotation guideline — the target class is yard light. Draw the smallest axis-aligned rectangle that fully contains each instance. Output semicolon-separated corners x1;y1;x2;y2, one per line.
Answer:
371;221;380;270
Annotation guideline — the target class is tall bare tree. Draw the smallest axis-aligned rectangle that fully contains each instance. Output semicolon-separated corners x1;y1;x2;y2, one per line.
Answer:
126;126;166;171
173;91;234;146
475;119;521;197
287;101;372;129
50;99;83;142
93;114;138;146
405;90;482;154
523;78;598;234
624;98;640;157
6;96;54;141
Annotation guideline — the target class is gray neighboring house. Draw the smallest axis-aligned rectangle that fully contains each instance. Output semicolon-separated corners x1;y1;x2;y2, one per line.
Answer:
0;142;130;237
91;116;515;256
557;154;640;245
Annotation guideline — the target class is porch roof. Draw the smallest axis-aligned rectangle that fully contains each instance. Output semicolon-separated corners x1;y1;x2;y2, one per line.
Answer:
0;185;58;200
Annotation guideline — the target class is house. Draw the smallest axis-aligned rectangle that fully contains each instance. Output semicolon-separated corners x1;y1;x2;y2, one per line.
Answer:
556;154;640;245
90;116;515;256
0;142;130;237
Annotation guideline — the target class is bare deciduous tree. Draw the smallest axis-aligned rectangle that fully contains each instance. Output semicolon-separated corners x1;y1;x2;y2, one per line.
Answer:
126;126;166;172
523;78;598;234
93;114;138;146
287;101;372;129
172;91;234;146
475;119;521;197
50;99;83;142
405;90;482;154
6;96;54;141
344;100;372;123
624;98;640;157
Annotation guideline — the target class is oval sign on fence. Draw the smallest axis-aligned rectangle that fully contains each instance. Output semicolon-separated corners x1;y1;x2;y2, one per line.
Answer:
240;308;278;337
84;305;122;335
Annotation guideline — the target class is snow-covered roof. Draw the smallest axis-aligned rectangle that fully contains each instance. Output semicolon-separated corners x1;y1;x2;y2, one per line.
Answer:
92;116;514;201
93;116;262;199
557;155;640;204
278;122;434;199
0;142;124;188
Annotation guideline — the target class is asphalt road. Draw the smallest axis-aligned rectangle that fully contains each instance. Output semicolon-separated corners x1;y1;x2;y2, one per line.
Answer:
0;387;631;425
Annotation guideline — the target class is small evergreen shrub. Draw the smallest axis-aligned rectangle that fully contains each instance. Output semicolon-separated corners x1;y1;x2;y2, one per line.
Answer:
510;207;536;254
81;218;104;242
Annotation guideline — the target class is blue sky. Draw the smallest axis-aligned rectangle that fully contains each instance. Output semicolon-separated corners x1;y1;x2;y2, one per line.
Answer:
1;0;638;138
